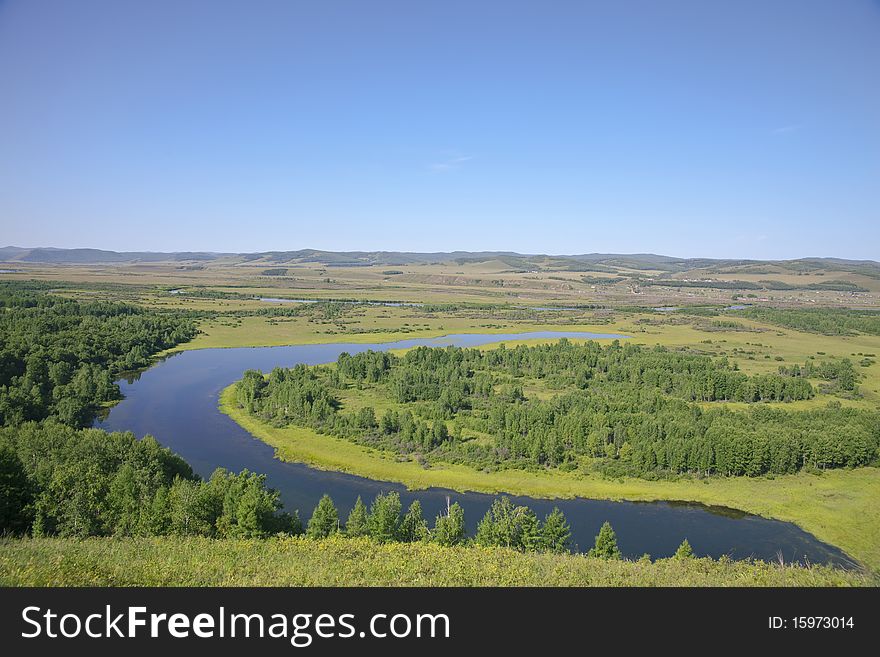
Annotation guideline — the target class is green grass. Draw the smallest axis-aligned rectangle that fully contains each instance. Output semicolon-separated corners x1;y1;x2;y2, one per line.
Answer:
0;536;870;586
168;311;626;352
221;386;880;573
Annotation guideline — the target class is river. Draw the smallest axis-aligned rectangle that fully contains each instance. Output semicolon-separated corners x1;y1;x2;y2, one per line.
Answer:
96;331;850;565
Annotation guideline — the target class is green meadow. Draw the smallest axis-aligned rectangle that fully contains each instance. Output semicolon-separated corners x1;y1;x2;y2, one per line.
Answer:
1;536;869;587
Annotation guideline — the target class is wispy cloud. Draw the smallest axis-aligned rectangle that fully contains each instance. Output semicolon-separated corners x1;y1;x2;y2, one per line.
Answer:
428;153;474;172
772;123;803;135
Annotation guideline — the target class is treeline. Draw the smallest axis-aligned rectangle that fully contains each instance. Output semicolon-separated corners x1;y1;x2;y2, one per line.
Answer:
0;284;197;427
640;278;868;292
0;421;578;554
235;341;879;478
581;276;625;285
730;307;880;336
779;358;859;393
335;340;816;403
305;492;572;553
0;422;298;538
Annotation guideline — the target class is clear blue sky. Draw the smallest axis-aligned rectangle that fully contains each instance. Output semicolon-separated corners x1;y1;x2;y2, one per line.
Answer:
1;0;878;259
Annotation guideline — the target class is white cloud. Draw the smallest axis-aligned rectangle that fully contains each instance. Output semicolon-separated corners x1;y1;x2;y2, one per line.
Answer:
428;153;474;172
772;123;803;135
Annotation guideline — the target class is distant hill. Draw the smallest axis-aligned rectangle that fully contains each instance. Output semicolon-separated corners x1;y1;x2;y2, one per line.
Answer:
0;247;224;264
2;246;878;276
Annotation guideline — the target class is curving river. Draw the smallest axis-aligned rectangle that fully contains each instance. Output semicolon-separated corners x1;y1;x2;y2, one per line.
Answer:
96;331;851;566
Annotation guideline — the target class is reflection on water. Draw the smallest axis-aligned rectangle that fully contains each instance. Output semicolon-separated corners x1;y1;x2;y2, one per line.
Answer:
659;500;749;520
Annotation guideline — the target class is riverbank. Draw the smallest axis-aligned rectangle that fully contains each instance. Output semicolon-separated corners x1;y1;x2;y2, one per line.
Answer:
1;536;870;586
220;386;880;572
163;314;632;352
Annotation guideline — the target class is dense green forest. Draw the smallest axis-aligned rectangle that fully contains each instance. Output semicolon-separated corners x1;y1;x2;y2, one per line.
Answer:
0;421;581;555
0;422;297;537
730;307;880;336
235;341;880;477
0;283;197;427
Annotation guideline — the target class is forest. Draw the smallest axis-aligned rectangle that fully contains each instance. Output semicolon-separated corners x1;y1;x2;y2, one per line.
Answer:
0;283;197;427
0;285;583;551
0;421;584;555
235;340;880;478
730;306;880;336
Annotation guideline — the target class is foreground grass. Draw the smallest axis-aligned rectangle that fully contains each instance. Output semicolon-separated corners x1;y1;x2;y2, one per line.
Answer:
221;387;880;573
0;536;870;587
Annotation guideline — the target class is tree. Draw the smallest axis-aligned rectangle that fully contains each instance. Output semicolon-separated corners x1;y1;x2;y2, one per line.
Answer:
540;507;571;553
306;494;339;538
433;501;466;546
674;538;695;559
169;478;217;537
0;443;33;533
105;463;140;536
345;496;369;537
141;486;171;535
475;497;516;548
272;510;303;536
399;500;428;542
518;508;541;552
367;491;402;542
475;496;541;551
230;480;278;538
588;521;621;559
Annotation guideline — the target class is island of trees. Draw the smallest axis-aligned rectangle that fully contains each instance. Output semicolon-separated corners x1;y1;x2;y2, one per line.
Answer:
234;341;879;478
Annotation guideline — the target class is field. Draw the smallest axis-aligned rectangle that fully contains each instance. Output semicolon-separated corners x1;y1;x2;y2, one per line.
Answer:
3;251;880;311
0;536;869;587
3;254;880;582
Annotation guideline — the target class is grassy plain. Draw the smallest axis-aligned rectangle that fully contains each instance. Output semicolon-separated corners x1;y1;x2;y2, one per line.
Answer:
1;536;870;586
5;256;879;308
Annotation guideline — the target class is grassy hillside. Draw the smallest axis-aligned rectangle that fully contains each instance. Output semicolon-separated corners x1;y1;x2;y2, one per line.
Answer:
0;536;870;587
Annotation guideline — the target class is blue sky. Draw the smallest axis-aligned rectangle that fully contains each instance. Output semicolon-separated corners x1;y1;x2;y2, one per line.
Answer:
1;0;878;259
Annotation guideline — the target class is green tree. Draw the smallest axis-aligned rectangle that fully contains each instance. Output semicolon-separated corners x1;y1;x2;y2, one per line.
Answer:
433;501;466;546
0;443;33;533
306;494;339;538
140;486;171;535
169;478;218;537
540;507;571;553
399;500;428;542
272;510;303;536
367;491;402;542
588;521;621;559
105;463;140;536
230;478;279;538
474;497;541;551
674;538;695;559
345;496;369;537
518;508;541;552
